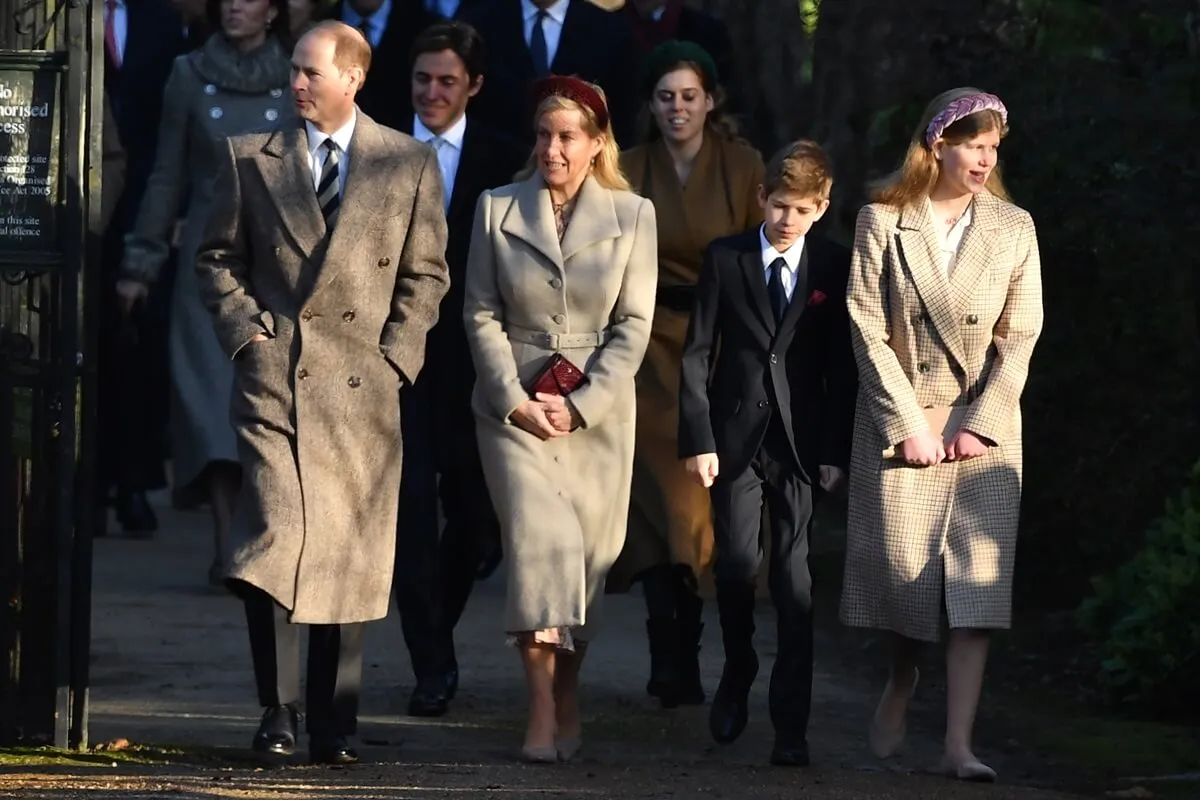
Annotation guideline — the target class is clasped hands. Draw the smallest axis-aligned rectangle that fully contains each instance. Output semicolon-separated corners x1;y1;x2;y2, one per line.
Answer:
511;392;581;440
895;429;988;466
683;453;846;492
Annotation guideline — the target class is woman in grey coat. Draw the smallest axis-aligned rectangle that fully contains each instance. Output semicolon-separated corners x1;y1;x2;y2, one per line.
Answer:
116;0;294;583
464;77;657;762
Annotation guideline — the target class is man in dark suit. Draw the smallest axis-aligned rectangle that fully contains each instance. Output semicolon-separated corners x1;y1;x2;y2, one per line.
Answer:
408;0;488;20
677;140;857;767
392;20;528;719
97;0;189;535
459;0;638;147
324;0;443;131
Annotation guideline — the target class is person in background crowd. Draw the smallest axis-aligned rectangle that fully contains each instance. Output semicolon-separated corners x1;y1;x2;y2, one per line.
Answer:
463;76;656;762
288;0;323;35
678;139;855;767
391;20;527;719
96;0;190;538
462;0;639;148
610;39;761;710
409;0;487;20
842;87;1043;783
323;0;441;130
195;21;450;765
170;0;213;47
115;0;294;584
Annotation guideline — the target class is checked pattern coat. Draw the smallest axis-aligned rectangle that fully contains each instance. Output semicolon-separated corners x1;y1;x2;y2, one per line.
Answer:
839;190;1043;642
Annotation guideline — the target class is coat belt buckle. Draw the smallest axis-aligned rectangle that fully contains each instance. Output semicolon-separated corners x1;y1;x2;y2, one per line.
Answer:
543;332;560;350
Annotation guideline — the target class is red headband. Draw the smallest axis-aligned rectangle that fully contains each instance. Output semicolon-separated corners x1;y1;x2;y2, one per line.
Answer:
530;75;610;131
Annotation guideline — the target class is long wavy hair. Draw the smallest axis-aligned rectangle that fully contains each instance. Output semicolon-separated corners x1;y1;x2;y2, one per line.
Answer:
515;86;631;192
870;86;1011;208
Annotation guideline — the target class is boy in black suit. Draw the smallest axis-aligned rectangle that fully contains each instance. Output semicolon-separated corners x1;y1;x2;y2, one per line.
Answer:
677;140;856;766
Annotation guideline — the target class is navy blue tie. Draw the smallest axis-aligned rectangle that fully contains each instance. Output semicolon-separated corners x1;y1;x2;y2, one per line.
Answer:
767;257;789;323
529;9;549;77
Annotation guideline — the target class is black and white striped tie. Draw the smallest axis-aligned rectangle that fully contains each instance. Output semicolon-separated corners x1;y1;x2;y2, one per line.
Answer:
317;138;341;230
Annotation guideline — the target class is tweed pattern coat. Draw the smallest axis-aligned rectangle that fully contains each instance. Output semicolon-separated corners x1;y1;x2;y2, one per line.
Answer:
196;113;450;624
464;175;657;639
839;191;1043;642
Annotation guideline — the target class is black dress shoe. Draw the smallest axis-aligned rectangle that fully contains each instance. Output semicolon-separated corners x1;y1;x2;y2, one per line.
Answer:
770;739;810;767
709;652;759;745
252;704;300;756
116;490;158;536
407;676;449;717
309;734;359;765
444;667;459;701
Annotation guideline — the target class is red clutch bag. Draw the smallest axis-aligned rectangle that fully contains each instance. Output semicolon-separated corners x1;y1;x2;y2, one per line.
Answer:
529;353;589;396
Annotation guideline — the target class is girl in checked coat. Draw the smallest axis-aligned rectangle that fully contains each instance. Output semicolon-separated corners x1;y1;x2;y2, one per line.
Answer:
841;87;1043;783
463;76;657;762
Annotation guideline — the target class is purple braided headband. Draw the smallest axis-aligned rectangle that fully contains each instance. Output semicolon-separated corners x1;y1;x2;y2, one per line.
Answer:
924;93;1008;147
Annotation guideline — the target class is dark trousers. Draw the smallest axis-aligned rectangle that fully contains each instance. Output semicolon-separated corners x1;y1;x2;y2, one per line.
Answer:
394;375;499;682
243;585;364;737
710;414;814;741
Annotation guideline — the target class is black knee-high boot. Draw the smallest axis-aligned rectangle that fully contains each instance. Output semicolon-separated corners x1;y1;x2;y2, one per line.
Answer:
673;565;706;705
640;564;680;707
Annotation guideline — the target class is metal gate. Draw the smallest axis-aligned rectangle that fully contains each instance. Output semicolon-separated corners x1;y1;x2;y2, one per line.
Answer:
0;0;103;749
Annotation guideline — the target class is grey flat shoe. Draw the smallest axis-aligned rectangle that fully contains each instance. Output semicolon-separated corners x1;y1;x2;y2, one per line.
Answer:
555;736;582;762
520;745;558;763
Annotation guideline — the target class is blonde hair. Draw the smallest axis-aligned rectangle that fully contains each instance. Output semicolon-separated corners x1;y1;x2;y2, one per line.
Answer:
515;87;631;192
870;86;1010;208
763;139;834;200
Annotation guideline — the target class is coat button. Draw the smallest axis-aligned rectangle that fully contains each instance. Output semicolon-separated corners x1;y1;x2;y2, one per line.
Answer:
297;368;309;380
757;400;769;408
552;313;565;324
343;310;355;322
769;353;778;365
550;277;562;289
917;362;930;373
348;376;361;388
377;257;390;267
966;314;979;325
301;308;313;321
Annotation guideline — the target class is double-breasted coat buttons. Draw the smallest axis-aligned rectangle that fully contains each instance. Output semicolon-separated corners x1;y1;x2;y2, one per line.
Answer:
342;310;355;322
917;362;930;373
966;314;979;325
348;376;362;388
301;308;314;321
297;368;309;380
377;257;390;267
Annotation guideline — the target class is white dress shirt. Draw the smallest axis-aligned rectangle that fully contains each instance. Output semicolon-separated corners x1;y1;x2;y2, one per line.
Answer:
413;113;466;211
305;114;357;197
104;0;128;63
522;0;569;67
342;0;391;48
929;198;973;276
760;226;803;302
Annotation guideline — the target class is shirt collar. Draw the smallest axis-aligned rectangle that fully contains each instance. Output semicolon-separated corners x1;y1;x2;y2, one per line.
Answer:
760;225;804;272
344;0;392;28
412;112;467;151
522;0;569;24
305;111;357;158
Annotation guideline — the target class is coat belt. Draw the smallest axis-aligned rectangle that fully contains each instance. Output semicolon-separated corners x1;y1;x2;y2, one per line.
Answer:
506;324;611;351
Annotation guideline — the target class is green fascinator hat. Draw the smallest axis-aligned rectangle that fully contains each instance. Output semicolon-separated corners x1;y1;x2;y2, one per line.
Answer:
639;39;719;98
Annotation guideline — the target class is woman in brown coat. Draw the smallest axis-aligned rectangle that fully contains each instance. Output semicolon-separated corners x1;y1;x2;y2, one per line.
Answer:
842;88;1043;782
464;77;657;762
612;40;762;708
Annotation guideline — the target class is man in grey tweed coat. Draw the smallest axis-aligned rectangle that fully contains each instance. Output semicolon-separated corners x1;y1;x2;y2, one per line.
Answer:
196;21;449;764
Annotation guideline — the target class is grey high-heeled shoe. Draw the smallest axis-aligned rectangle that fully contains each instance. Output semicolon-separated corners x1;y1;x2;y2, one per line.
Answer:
868;667;919;759
555;736;582;762
940;756;998;782
520;745;558;763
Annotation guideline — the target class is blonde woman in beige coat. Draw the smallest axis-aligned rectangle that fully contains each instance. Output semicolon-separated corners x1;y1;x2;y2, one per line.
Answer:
464;76;656;763
841;88;1043;783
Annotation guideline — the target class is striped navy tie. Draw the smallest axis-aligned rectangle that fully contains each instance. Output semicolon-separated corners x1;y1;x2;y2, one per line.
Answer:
317;138;341;230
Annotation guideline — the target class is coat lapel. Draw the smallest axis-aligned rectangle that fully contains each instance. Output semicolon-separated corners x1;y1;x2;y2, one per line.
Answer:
739;231;776;338
257;125;327;260
895;202;967;370
948;191;1001;313
500;175;564;271
314;113;395;296
447;121;485;223
559;176;622;262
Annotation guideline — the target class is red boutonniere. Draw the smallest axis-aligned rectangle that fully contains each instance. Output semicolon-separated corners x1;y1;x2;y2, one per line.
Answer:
807;289;828;307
